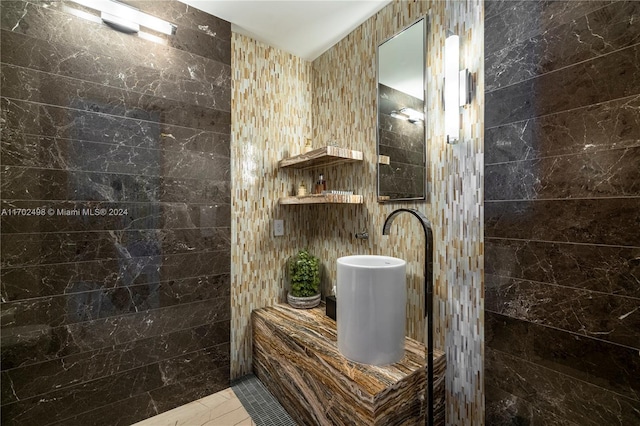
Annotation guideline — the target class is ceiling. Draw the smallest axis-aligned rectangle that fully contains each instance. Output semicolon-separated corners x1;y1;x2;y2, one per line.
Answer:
178;0;392;61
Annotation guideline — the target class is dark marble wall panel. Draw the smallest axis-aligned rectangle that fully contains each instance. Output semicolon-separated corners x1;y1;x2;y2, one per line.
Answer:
1;98;230;154
485;198;640;246
487;313;640;401
486;274;640;348
485;1;612;57
486;1;640;91
0;29;230;108
486;146;640;200
2;344;228;425
485;95;640;164
486;43;640;128
1;63;231;124
0;1;231;425
486;348;640;426
485;239;640;297
1;296;230;370
484;1;640;424
485;383;580;426
0;2;229;84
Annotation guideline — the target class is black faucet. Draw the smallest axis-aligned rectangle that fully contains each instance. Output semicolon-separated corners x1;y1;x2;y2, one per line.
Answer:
382;208;434;426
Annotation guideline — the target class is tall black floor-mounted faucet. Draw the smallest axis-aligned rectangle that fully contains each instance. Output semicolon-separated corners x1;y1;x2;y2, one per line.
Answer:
382;208;434;426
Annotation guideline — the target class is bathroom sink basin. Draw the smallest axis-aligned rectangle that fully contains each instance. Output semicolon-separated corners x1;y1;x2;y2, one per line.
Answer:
336;255;406;365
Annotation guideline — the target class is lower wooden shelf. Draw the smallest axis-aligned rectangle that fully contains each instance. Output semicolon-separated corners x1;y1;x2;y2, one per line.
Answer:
279;194;363;205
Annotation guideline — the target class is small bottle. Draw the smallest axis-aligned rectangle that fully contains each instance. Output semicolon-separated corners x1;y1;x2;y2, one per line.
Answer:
315;174;326;194
302;138;313;154
297;182;307;197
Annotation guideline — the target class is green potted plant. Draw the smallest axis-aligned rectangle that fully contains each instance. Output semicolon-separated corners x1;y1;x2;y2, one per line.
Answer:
286;249;321;309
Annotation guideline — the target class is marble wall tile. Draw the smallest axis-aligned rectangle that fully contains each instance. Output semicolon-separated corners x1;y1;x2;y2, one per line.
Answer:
1;98;229;154
486;274;640;348
1;228;230;267
0;166;230;203
2;260;120;301
485;383;580;426
0;1;231;424
0;29;230;108
2;363;162;425
484;1;611;57
1;345;228;425
1;298;230;371
0;237;231;299
484;1;519;21
25;0;231;64
2;336;229;406
46;368;229;426
1;168;200;202
1;325;228;403
0;141;231;185
2;134;230;172
145;365;230;413
486;312;640;401
0;1;231;71
486;43;640;128
1;275;230;331
1;64;231;129
1;204;230;238
486;348;640;426
485;239;640;298
485;146;640;200
485;198;640;246
485;1;640;423
486;1;640;91
485;95;640;164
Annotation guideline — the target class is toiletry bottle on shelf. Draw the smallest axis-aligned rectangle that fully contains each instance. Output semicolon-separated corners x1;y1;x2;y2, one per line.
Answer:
302;138;313;154
297;182;307;197
315;174;326;194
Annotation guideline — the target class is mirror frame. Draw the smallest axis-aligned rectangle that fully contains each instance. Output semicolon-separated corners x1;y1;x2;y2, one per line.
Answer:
376;16;428;203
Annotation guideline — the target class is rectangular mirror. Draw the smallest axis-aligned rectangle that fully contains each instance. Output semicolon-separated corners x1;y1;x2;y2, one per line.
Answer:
377;18;426;202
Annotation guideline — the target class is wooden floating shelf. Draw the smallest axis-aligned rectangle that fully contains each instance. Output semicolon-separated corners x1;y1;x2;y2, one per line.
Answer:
279;194;363;205
278;146;364;170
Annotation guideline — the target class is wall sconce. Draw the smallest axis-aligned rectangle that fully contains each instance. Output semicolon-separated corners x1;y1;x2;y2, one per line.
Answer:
69;0;177;35
390;107;425;124
444;34;474;144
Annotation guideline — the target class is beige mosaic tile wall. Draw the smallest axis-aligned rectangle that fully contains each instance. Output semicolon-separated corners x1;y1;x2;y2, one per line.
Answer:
311;1;484;424
231;33;314;378
232;1;483;424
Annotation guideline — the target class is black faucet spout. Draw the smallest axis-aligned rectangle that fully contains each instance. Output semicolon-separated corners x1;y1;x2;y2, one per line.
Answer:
382;208;434;426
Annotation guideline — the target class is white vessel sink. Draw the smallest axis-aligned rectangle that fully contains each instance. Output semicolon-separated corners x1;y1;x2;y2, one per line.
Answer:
336;255;406;365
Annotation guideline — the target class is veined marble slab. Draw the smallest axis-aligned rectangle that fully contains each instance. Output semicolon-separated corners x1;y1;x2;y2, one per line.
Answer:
252;303;445;425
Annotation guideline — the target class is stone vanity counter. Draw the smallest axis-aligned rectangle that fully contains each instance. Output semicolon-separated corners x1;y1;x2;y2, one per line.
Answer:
252;303;445;425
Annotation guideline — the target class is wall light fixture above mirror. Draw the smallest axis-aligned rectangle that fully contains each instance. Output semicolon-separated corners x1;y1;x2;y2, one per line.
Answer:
377;17;427;203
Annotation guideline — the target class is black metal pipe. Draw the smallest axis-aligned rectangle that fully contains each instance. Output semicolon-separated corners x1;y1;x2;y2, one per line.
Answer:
382;208;434;426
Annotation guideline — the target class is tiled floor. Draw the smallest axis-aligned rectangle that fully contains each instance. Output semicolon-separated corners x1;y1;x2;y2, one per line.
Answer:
131;375;295;426
132;388;254;426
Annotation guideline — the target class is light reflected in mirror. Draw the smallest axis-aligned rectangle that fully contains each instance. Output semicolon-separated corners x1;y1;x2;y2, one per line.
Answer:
377;18;426;202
